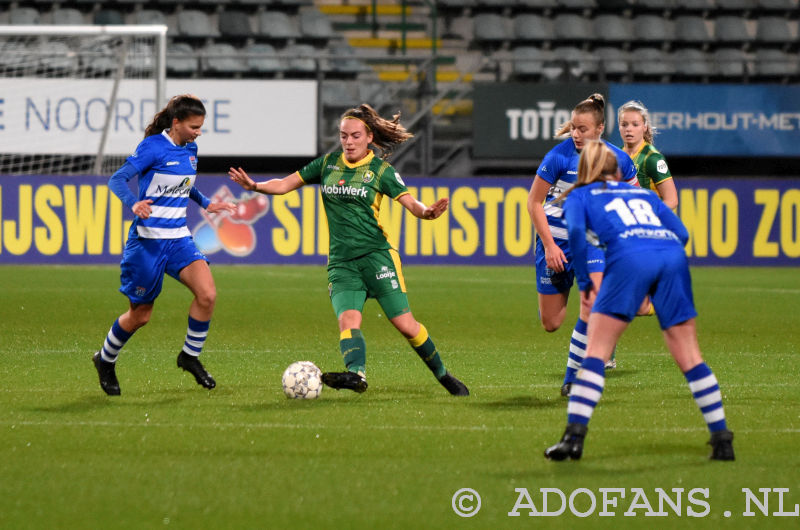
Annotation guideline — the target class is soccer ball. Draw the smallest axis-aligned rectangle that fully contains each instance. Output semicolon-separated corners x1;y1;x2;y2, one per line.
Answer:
281;361;323;399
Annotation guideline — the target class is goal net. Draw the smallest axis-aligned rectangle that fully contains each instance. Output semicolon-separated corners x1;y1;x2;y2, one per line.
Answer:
0;25;166;175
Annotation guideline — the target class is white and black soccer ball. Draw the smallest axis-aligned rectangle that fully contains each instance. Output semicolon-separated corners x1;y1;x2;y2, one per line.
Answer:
281;361;323;399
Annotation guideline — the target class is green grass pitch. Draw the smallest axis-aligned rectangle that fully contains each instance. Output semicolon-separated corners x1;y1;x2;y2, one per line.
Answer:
1;265;798;529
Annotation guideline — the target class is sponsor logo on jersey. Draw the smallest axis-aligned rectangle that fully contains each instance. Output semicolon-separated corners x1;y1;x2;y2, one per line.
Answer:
376;266;397;280
166;161;180;166
155;177;192;196
135;286;147;297
327;165;341;171
362;170;374;183
657;160;669;173
189;156;197;170
338;178;346;186
321;184;368;198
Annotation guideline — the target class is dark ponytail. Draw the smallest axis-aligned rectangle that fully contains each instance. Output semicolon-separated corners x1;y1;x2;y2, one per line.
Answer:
144;94;206;138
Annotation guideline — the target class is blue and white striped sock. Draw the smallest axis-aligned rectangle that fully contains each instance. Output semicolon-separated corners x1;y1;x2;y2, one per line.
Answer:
563;318;588;386
182;316;210;357
567;357;606;426
100;319;134;363
684;363;727;432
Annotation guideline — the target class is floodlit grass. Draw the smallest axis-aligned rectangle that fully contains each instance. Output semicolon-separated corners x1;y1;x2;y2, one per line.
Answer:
0;265;798;529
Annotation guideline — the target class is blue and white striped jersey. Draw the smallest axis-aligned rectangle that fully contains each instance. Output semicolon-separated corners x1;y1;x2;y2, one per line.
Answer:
563;181;689;291
126;131;199;239
536;138;638;241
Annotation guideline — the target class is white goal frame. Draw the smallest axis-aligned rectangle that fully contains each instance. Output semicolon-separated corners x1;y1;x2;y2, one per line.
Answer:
0;25;167;175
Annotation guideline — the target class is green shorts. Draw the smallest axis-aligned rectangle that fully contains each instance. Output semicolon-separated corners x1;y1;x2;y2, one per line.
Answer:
328;248;411;319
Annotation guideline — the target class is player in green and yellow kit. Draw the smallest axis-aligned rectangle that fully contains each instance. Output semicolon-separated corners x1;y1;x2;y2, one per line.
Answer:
618;100;677;210
228;104;469;396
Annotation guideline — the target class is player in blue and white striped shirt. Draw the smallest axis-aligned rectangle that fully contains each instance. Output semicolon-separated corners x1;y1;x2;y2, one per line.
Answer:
92;95;235;396
527;94;638;397
544;140;734;461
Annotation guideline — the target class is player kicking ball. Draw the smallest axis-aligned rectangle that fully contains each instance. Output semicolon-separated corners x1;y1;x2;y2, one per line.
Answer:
229;104;468;396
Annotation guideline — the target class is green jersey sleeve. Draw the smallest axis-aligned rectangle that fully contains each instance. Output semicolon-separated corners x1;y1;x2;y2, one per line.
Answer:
377;163;409;200
297;154;330;185
644;151;672;185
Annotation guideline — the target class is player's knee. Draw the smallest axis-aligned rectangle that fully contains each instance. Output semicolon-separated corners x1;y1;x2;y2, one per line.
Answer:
540;317;562;333
195;288;217;311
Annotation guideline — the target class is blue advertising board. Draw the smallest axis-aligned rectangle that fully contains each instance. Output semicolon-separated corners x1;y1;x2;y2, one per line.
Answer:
608;84;800;156
0;175;797;266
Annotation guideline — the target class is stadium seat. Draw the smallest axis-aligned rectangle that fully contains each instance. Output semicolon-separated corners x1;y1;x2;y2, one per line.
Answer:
447;16;475;41
553;13;595;44
513;14;556;44
0;40;29;72
51;8;85;26
9;7;40;25
283;43;322;74
81;41;117;74
753;48;799;79
632;15;676;47
636;0;678;13
202;43;248;75
327;42;371;77
671;48;714;78
93;9;125;26
594;46;631;78
166;42;199;76
473;14;513;47
37;40;78;74
713;47;750;77
511;46;551;78
298;9;337;43
673;15;713;46
713;16;755;46
257;11;302;42
242;43;286;75
593;14;634;45
755;17;794;47
219;11;254;42
133;10;169;27
630;47;676;78
757;0;799;14
126;41;155;75
552;45;598;78
177;10;219;38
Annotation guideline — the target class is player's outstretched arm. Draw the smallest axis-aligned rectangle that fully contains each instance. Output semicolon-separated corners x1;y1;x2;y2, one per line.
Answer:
206;201;236;214
398;194;449;220
228;167;304;195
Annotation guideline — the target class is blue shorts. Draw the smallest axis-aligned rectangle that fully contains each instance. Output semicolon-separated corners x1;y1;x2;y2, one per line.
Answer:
535;237;605;295
592;248;697;329
120;237;208;304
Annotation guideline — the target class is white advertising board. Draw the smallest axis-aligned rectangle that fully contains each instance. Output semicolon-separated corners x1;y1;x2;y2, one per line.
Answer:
0;79;317;156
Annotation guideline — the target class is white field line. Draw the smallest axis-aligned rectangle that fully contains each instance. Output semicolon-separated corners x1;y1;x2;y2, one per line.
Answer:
1;380;797;393
1;419;798;434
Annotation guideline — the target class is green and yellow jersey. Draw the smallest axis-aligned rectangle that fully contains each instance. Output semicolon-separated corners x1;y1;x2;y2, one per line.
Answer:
297;150;409;264
630;142;672;199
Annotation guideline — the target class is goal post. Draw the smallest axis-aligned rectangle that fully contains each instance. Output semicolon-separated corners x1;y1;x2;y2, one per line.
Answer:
0;25;167;176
